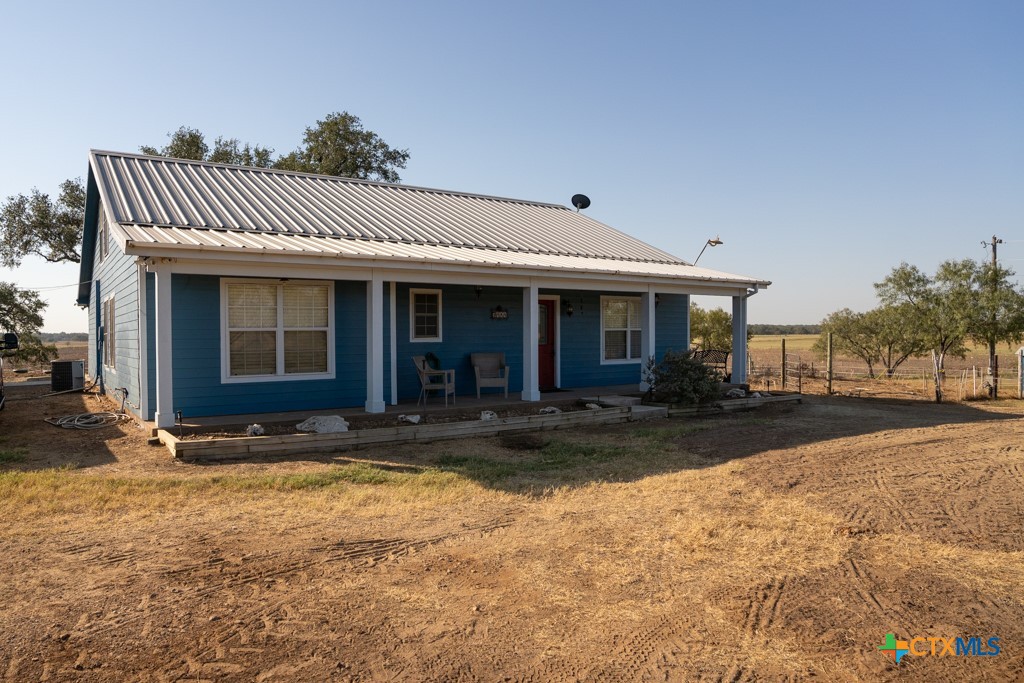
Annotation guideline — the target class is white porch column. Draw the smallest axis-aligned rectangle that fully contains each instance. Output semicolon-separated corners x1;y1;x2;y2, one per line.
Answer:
639;287;657;391
152;261;174;429
521;282;540;401
682;294;691;348
731;294;748;384
389;281;398;406
365;274;385;413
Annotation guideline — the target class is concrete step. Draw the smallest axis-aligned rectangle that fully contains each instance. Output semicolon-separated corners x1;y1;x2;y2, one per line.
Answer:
581;395;642;407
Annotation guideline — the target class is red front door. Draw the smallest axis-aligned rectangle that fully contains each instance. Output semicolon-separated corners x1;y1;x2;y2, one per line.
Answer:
538;300;556;390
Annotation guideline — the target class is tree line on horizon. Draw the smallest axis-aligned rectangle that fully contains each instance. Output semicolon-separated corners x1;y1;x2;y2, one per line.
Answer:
749;324;821;335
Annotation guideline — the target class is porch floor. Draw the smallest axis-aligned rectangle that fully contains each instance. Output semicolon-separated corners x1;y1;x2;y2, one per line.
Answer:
158;384;642;430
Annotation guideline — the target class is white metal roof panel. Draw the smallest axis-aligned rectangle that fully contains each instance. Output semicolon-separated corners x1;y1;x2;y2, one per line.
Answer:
118;225;767;285
91;150;683;264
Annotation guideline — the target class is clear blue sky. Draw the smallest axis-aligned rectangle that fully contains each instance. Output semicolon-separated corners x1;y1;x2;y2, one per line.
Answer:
1;0;1021;331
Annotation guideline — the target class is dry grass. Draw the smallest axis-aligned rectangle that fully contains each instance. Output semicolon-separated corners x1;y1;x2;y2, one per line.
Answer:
0;463;485;525
1;397;1022;680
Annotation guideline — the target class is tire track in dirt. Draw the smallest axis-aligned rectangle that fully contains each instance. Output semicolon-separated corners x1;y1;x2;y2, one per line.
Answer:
154;508;523;681
872;472;922;531
68;508;520;646
581;613;717;682
741;575;788;638
841;556;917;632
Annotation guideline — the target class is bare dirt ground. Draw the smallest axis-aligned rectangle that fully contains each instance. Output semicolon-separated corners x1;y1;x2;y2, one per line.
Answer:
0;384;1022;681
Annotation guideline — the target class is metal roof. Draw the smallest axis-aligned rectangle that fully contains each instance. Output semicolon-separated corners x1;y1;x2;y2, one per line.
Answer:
89;150;770;289
90;150;682;264
115;224;768;285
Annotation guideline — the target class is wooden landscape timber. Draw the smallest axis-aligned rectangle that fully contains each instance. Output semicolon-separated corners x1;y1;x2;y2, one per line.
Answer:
160;392;804;462
661;392;803;417
161;406;635;461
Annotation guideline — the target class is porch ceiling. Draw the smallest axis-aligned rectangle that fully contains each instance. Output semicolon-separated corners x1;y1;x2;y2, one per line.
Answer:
117;224;771;289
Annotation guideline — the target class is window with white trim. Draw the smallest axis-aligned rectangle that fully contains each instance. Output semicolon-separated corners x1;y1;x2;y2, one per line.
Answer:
601;296;641;363
222;280;334;382
97;203;109;262
103;296;116;367
410;289;442;342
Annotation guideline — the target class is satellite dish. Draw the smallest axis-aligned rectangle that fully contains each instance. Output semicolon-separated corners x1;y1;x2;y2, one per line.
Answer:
571;194;591;212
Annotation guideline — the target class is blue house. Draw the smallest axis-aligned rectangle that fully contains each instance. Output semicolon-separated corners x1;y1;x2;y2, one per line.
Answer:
76;151;770;428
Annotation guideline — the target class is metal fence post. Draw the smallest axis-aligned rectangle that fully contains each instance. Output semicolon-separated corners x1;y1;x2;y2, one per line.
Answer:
781;337;787;390
1018;348;1024;399
826;332;833;395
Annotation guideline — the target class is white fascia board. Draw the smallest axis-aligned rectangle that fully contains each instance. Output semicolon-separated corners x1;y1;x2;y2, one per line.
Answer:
110;223;131;252
126;242;769;293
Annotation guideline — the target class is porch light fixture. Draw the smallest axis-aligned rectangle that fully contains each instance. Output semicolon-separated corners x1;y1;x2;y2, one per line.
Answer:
693;236;724;265
474;285;483;299
564;300;574;317
655;294;661;307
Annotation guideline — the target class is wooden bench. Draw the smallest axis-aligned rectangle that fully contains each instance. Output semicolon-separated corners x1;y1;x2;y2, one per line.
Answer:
690;349;730;382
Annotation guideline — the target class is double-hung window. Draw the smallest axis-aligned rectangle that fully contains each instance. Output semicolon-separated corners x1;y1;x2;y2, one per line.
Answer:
601;296;641;363
222;280;334;382
97;204;109;262
102;297;116;367
410;288;442;342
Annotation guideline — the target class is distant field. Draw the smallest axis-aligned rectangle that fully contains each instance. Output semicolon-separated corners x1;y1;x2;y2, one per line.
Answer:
749;334;817;351
749;334;1022;357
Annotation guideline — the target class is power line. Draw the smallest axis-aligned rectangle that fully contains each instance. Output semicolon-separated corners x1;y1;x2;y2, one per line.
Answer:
9;280;92;291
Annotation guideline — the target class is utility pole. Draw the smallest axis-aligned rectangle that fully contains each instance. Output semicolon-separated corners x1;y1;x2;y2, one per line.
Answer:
982;234;1003;398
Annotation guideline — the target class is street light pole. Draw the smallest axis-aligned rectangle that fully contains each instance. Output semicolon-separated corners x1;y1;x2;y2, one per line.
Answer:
693;237;723;265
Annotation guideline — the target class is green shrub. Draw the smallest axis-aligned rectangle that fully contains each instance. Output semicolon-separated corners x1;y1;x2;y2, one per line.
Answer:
642;350;720;405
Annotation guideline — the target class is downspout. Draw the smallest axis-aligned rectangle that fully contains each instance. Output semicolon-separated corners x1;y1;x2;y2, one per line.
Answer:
741;284;759;381
136;258;148;419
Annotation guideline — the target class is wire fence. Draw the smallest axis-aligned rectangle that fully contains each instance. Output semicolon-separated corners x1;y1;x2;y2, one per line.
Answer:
746;345;1023;401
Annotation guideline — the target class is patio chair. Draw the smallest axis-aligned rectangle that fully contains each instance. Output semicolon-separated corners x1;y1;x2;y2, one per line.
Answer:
471;352;510;399
412;355;455;407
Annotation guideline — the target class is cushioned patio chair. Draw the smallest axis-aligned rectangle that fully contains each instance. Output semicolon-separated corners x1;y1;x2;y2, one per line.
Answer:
412;355;455;407
471;352;509;399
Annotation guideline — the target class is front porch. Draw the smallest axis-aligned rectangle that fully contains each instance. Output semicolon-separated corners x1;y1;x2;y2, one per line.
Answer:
159;384;642;431
144;270;758;429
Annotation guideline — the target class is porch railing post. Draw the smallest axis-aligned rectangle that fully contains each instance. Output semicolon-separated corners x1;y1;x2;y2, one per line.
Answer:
152;260;175;429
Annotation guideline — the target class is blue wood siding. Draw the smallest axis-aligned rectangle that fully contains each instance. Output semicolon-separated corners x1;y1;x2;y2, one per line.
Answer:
169;276;367;418
146;278;695;418
395;284;523;401
393;287;692;399
656;294;690;358
87;219;144;417
555;290;641;388
550;290;690;389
